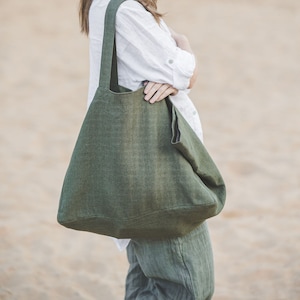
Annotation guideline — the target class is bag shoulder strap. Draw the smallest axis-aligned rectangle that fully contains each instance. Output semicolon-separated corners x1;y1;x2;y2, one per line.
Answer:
98;0;127;90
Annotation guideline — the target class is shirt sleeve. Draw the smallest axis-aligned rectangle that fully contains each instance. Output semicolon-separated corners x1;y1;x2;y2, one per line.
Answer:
116;0;196;90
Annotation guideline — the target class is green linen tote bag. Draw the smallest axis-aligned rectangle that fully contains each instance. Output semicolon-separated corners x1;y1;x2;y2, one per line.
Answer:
57;0;226;239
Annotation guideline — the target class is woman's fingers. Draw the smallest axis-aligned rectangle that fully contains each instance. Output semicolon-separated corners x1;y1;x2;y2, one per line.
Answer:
144;82;162;101
144;82;178;104
149;86;177;104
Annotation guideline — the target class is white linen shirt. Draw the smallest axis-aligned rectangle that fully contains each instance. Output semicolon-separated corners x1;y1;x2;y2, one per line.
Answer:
88;0;203;251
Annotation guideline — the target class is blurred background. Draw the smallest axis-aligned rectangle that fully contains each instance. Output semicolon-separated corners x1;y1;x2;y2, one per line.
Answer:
0;0;299;299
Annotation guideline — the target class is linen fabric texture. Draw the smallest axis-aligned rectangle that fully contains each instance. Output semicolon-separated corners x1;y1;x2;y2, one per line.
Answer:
57;0;226;239
125;222;214;299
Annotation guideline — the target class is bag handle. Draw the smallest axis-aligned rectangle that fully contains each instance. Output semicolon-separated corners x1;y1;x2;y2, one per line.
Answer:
98;0;127;91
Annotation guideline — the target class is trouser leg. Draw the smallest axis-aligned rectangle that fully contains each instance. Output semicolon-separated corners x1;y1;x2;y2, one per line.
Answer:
125;222;214;300
125;241;150;300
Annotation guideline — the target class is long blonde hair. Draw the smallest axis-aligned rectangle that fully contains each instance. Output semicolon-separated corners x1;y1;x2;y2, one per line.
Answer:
79;0;162;35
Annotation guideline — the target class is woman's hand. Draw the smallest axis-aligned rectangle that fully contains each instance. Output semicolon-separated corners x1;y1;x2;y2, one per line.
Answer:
169;28;190;51
143;81;178;104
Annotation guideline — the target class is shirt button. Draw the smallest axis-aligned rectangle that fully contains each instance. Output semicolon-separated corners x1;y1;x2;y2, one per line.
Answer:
168;59;174;64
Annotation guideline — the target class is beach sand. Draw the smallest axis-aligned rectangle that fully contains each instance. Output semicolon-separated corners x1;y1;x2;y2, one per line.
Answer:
0;0;299;299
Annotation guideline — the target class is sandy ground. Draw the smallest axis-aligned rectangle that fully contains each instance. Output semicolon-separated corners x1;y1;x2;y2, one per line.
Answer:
0;0;299;299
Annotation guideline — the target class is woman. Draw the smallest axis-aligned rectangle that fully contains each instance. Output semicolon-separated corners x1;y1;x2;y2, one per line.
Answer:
79;0;214;299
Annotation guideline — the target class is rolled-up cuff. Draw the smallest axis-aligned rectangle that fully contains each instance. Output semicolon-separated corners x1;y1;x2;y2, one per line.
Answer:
172;48;196;90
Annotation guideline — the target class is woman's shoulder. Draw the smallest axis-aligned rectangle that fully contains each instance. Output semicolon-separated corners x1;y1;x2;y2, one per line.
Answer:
116;0;158;29
118;0;151;17
91;0;143;11
119;0;144;10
